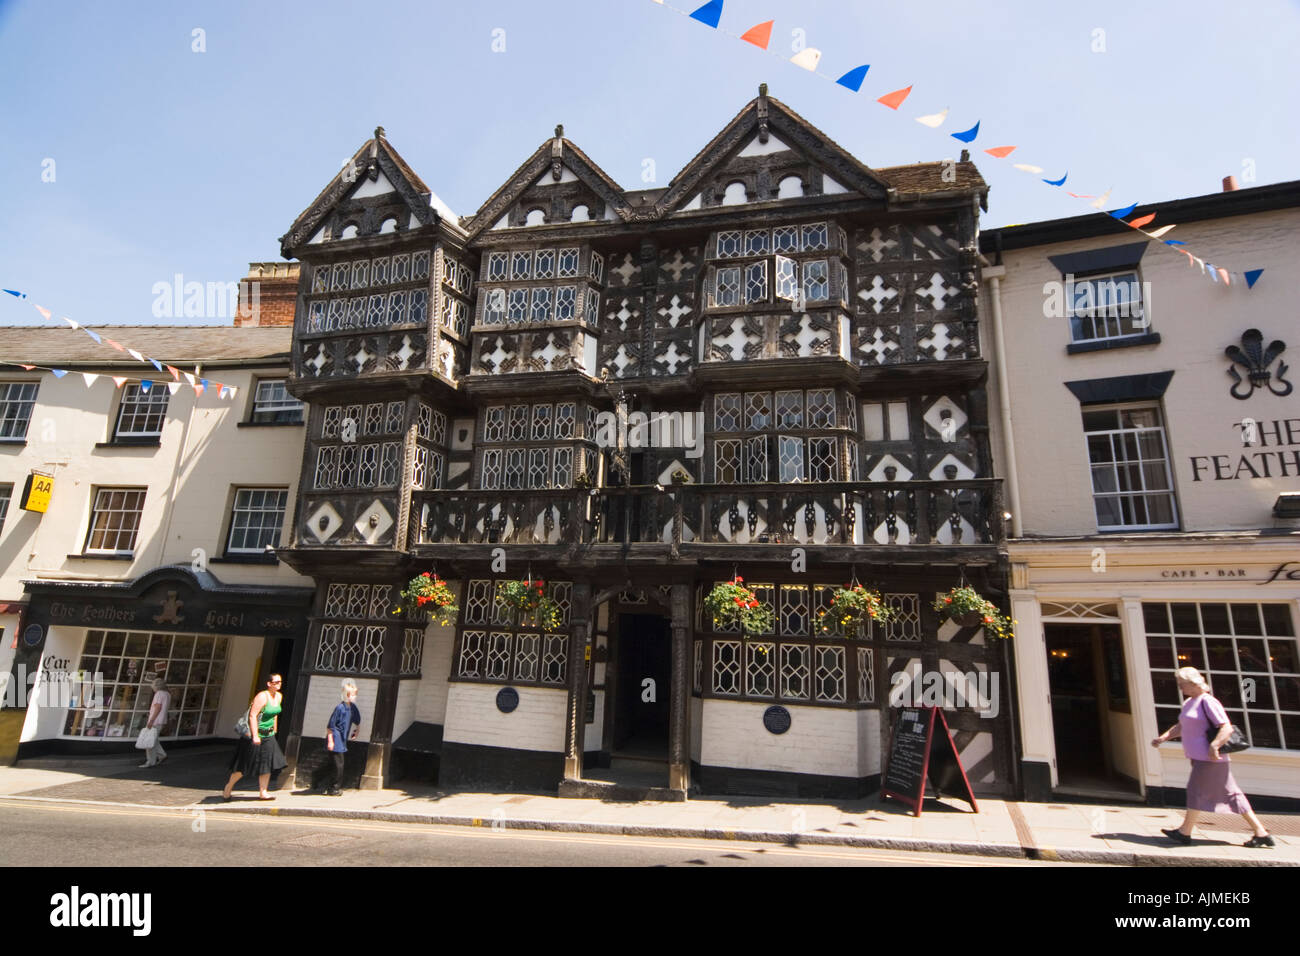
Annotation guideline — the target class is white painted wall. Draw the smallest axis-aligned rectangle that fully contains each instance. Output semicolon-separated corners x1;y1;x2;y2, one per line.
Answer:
413;621;455;726
442;682;566;752
1107;708;1139;781
699;699;870;778
392;678;418;742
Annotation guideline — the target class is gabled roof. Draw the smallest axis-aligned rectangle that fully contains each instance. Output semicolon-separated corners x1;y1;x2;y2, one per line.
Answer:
280;129;459;255
654;92;893;214
461;126;628;238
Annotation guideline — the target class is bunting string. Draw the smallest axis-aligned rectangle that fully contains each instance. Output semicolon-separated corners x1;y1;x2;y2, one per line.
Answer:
1;290;239;397
0;358;236;398
654;0;1265;290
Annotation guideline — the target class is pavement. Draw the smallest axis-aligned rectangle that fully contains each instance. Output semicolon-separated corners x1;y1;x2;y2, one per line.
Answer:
1;748;1296;866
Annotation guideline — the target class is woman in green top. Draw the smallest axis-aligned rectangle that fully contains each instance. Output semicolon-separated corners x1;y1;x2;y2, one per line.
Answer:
221;674;288;801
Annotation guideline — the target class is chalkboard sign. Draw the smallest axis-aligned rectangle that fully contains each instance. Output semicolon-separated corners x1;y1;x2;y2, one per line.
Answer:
881;706;978;817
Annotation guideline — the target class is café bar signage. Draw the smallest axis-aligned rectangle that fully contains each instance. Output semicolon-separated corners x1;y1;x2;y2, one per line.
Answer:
23;567;312;641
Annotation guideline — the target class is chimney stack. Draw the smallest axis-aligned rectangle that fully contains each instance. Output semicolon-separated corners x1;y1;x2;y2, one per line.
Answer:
1222;175;1239;192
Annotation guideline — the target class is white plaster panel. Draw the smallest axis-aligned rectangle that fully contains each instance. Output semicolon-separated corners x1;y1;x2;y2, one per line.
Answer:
690;696;703;762
392;678;419;742
737;133;792;157
443;682;566;752
350;171;395;198
413;622;455;726
699;699;866;777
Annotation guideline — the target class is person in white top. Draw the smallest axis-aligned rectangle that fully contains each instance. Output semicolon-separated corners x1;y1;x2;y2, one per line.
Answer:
139;679;171;768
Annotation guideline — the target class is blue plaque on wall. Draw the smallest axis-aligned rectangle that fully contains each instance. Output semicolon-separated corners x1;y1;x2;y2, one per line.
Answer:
22;624;43;647
496;687;520;713
763;705;791;735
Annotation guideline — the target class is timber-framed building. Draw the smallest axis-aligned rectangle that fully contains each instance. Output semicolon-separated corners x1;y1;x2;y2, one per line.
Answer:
276;89;1014;800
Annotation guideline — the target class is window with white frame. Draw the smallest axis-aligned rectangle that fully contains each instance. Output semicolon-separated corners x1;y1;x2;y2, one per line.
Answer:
250;379;304;424
113;383;169;439
85;488;147;554
315;583;392;674
705;223;845;311
0;483;11;530
1067;270;1148;344
1145;601;1298;750
1082;403;1178;531
477;401;588;489
227;488;288;553
0;382;39;440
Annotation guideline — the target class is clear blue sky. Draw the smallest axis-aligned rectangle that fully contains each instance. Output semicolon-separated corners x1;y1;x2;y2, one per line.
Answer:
1;0;1297;327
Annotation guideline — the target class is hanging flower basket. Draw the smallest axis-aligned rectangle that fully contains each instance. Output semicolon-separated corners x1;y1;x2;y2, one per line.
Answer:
703;576;774;635
818;585;894;638
394;572;459;625
496;579;563;631
933;586;1014;640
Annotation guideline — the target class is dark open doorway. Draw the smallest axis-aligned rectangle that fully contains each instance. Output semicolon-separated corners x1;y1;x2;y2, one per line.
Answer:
611;613;671;759
1045;623;1141;799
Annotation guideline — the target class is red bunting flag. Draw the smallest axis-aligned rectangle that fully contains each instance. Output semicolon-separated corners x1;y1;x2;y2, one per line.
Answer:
166;364;180;381
876;86;913;109
20;364;35;370
1128;213;1156;229
984;145;1016;158
105;338;125;351
741;20;773;49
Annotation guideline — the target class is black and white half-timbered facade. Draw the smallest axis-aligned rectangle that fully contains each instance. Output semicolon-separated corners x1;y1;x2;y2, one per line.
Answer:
276;89;1014;799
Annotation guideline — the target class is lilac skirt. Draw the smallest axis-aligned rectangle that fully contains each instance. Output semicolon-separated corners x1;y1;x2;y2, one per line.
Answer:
1186;759;1252;814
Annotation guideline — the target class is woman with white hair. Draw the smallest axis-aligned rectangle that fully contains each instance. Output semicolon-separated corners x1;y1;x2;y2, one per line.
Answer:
320;679;361;796
1151;666;1273;847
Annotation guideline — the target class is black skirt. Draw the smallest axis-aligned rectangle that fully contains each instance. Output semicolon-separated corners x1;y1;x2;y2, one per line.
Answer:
229;733;287;777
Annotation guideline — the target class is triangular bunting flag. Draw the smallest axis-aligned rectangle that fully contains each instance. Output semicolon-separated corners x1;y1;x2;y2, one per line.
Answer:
1013;164;1044;174
984;145;1016;158
128;349;144;362
112;376;128;387
1108;203;1138;220
63;317;79;330
915;108;949;128
81;372;99;387
1219;269;1230;285
193;383;205;397
105;338;125;351
790;48;821;71
19;364;35;371
166;381;182;395
85;329;101;343
3;289;25;299
51;369;68;378
1148;225;1176;238
876;85;913;109
166;365;180;381
1067;192;1097;199
1089;189;1113;209
1128;213;1156;229
1243;269;1263;288
218;385;228;399
140;379;153;392
225;386;237;399
1043;172;1068;186
183;372;196;386
835;65;870;91
740;20;772;48
35;305;51;319
1165;240;1187;246
149;358;163;372
688;0;723;28
951;121;980;142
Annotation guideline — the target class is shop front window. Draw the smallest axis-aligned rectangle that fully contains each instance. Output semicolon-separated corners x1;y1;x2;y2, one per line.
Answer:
62;630;230;739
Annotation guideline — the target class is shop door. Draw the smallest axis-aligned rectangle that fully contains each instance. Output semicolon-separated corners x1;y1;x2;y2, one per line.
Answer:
1046;623;1139;795
611;614;671;758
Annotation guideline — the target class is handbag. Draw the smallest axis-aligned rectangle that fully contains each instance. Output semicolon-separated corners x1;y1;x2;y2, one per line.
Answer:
234;713;251;737
1207;721;1250;754
135;727;158;750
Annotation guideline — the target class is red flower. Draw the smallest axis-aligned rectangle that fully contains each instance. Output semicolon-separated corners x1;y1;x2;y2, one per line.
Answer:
734;597;744;605
734;576;743;583
417;595;429;606
748;600;758;608
422;572;431;578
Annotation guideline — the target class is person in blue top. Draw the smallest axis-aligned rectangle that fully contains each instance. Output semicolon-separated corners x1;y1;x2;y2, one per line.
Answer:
322;680;362;796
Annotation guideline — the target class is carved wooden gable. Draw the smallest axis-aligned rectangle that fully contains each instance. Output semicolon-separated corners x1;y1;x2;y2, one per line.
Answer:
657;94;889;217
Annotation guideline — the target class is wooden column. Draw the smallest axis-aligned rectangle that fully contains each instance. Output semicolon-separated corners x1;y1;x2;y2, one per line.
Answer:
668;583;691;793
363;618;406;790
563;581;592;781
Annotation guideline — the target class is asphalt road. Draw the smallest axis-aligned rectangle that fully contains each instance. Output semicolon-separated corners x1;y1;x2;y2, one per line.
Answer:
0;799;1097;867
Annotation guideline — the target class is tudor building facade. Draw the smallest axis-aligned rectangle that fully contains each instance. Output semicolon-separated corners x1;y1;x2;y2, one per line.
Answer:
277;90;1014;799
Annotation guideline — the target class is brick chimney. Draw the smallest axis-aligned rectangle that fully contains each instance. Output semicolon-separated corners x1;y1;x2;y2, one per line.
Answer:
233;262;300;327
1222;175;1239;192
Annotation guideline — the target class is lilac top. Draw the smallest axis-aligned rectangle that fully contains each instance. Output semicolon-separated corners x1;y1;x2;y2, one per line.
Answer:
1179;692;1230;763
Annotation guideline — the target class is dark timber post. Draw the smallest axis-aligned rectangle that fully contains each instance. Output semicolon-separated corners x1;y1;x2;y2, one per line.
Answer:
668;583;691;794
563;581;592;782
364;618;405;789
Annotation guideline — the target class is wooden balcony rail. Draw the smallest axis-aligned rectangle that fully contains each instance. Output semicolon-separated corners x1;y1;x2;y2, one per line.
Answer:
412;480;1003;549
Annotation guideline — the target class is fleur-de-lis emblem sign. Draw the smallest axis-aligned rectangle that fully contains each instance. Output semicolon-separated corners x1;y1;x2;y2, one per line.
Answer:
1226;329;1292;400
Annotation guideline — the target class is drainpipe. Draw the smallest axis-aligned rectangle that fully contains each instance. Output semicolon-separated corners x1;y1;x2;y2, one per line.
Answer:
983;267;1023;538
154;364;202;570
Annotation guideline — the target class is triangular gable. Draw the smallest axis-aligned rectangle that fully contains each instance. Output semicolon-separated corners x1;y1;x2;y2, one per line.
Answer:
656;92;890;215
280;129;454;255
462;127;628;239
